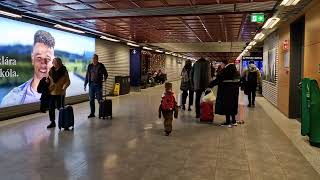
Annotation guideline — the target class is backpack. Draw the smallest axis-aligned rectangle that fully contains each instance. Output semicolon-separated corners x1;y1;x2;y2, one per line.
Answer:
248;71;258;84
181;69;190;83
161;92;176;111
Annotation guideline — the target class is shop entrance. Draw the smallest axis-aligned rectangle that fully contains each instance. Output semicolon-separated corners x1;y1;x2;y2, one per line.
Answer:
289;16;305;120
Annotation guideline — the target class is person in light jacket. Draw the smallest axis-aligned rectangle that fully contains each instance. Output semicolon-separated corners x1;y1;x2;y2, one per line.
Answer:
47;57;70;128
191;58;211;118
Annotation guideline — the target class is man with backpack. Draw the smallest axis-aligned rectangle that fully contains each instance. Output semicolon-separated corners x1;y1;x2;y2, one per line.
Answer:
242;61;262;107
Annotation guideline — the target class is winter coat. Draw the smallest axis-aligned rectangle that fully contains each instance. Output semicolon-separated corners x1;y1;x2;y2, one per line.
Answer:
180;67;193;91
48;66;70;96
191;59;211;91
209;63;240;115
242;64;262;88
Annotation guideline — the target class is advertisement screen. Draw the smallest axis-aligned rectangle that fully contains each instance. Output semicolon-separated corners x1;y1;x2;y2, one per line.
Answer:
0;17;95;108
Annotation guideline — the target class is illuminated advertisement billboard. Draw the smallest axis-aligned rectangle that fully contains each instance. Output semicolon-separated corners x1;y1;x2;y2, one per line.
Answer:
0;17;95;108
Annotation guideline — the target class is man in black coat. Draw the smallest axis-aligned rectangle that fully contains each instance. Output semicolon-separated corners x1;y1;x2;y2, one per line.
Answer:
209;60;240;128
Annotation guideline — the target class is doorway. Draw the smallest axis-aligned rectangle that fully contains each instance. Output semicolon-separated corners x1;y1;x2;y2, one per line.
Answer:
289;16;305;120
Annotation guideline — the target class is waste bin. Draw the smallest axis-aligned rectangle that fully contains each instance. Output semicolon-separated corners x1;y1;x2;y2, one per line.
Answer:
301;78;320;147
115;76;130;95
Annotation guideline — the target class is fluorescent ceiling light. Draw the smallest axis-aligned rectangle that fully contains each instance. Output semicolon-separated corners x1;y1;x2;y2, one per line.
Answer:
100;36;120;42
254;33;265;40
262;17;280;29
155;50;163;53
127;42;139;47
165;52;172;55
280;0;301;6
246;46;252;50
143;47;152;50
54;24;85;34
0;10;22;18
172;53;177;56
249;41;257;46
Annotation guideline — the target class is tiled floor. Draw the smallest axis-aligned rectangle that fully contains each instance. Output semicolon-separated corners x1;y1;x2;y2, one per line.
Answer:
0;82;319;180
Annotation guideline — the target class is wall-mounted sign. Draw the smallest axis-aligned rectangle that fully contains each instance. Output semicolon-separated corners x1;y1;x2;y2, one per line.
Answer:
251;13;265;23
283;40;289;51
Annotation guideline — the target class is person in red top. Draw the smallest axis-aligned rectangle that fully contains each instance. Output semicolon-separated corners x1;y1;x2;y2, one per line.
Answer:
159;82;178;136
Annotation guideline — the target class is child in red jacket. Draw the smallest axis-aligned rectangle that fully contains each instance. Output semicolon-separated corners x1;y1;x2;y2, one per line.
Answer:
159;83;178;136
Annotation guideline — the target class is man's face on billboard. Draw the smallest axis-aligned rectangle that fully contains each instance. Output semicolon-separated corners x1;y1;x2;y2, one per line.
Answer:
31;43;54;80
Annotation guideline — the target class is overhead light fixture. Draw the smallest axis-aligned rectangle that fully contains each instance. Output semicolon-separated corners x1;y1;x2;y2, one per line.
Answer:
143;47;152;50
0;10;22;18
165;52;172;55
172;53;177;56
155;50;163;53
262;17;280;29
249;41;257;46
54;24;85;34
254;32;265;40
127;42;139;47
100;36;120;42
178;55;183;58
246;46;252;50
280;0;301;6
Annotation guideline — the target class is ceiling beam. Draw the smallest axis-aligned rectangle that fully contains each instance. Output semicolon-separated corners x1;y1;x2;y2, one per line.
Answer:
59;1;276;20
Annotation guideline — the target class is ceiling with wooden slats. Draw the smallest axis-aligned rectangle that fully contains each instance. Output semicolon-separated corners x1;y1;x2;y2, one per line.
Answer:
0;0;278;60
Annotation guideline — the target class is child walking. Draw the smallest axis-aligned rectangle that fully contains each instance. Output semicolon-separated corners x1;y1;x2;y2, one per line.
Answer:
159;82;178;136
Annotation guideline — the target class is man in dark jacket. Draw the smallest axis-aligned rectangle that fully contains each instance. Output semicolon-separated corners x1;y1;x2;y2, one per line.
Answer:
191;58;211;118
242;61;261;107
84;54;108;118
209;60;240;128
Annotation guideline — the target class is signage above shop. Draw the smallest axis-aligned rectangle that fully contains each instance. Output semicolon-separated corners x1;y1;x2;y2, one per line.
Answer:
251;13;265;23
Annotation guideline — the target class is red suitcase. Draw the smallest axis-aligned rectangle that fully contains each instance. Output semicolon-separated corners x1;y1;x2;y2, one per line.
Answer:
200;102;214;123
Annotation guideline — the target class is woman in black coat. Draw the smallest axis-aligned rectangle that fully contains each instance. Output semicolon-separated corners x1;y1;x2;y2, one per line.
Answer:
209;60;240;128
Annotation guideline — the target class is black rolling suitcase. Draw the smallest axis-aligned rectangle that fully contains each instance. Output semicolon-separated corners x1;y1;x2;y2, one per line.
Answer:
58;98;74;130
99;84;112;119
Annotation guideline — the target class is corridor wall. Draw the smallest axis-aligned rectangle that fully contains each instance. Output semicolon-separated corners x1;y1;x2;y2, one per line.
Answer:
95;39;130;94
304;0;320;84
262;32;279;106
165;55;184;82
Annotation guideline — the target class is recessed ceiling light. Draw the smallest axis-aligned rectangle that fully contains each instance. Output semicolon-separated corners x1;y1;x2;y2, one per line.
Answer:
0;10;22;18
54;24;85;34
100;36;120;42
127;42;139;47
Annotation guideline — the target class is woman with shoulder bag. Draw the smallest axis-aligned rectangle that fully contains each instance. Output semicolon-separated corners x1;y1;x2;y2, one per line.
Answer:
180;60;194;111
47;57;70;128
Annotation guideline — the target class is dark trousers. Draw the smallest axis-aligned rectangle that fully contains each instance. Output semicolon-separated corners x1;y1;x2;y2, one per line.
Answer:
195;89;205;116
49;95;64;122
89;83;103;115
247;85;257;105
182;90;194;106
162;111;174;133
226;114;236;124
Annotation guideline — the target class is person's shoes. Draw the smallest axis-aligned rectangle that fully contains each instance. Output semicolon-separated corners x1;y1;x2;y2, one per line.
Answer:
247;104;251;107
252;103;255;107
182;105;186;110
232;122;238;126
47;122;56;129
196;114;200;118
188;106;192;111
88;114;95;118
165;131;170;136
220;122;230;127
228;124;232;128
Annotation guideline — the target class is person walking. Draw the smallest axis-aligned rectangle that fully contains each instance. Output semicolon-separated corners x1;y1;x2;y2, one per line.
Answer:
47;57;70;128
180;60;194;111
242;61;261;107
191;58;211;118
209;60;240;128
84;54;108;118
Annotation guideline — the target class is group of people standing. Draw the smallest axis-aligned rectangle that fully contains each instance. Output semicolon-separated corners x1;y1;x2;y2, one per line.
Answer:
38;54;108;129
179;58;261;127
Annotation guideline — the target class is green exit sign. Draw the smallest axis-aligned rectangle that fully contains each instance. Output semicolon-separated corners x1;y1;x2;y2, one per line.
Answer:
251;13;265;23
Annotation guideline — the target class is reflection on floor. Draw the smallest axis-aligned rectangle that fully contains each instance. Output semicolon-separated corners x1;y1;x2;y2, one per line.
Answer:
0;81;319;180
